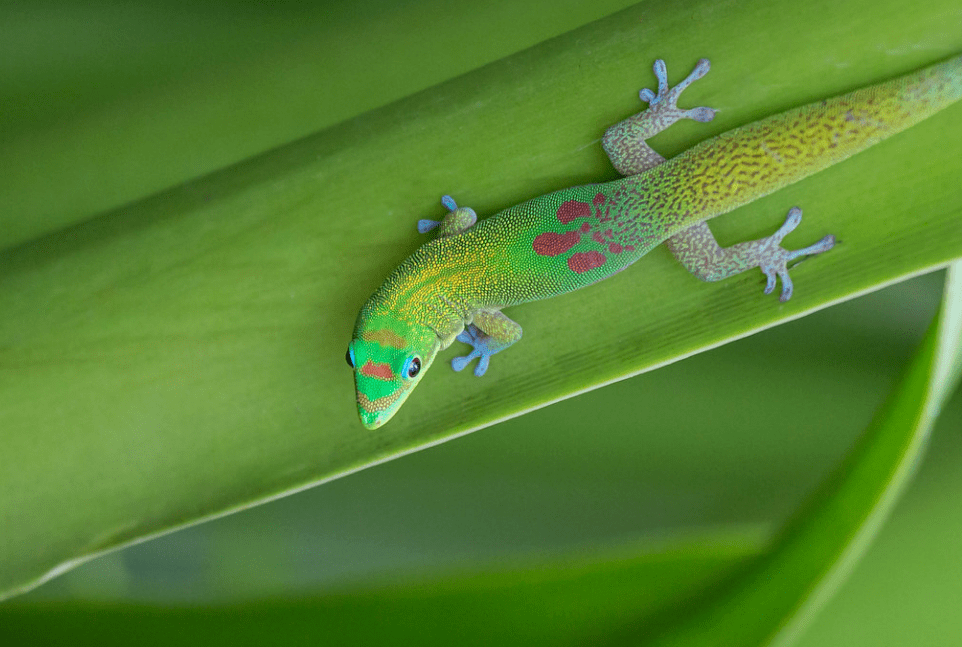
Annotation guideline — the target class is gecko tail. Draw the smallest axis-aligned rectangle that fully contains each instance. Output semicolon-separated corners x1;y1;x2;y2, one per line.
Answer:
659;52;962;226
869;52;962;132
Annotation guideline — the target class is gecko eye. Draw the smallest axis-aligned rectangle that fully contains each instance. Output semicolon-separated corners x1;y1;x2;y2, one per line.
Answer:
346;346;355;368
403;356;421;379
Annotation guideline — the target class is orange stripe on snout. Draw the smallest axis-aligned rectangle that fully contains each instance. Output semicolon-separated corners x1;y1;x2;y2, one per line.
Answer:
361;329;406;349
360;361;394;380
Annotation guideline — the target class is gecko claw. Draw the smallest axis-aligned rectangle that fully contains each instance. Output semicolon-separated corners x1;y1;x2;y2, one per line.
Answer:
422;195;477;237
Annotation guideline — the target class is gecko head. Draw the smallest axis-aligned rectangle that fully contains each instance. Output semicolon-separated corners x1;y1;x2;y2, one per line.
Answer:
347;314;441;430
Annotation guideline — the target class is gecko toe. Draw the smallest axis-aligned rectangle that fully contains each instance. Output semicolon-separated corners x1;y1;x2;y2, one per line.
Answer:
652;59;669;91
784;234;836;264
773;207;803;243
763;270;777;295
474;355;490;377
778;270;794;302
685;106;716;122
673;58;712;96
452;355;474;372
418;219;440;233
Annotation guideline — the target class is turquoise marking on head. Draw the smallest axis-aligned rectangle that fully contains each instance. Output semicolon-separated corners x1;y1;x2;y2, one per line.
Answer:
347;314;440;429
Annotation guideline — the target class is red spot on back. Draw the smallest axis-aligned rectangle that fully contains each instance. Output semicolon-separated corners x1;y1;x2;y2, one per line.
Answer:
533;231;581;256
556;200;592;224
593;193;606;206
609;243;623;254
568;251;607;274
579;222;591;233
625;244;635;252
591;231;605;243
360;361;394;380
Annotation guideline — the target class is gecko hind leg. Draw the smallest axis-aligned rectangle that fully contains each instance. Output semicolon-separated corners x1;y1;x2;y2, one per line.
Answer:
603;58;717;175
451;310;523;377
667;207;835;303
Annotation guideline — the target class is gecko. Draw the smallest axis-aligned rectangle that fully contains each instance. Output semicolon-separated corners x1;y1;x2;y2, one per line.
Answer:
347;54;962;430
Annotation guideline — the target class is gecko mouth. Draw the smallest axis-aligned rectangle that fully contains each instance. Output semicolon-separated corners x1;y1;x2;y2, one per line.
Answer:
356;387;408;429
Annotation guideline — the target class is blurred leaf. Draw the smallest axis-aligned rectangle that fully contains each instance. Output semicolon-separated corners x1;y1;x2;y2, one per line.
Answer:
1;0;961;609
0;0;638;249
628;262;962;646
0;532;763;646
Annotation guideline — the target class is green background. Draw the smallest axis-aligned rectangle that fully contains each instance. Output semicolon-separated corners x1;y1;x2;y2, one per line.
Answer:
3;0;961;644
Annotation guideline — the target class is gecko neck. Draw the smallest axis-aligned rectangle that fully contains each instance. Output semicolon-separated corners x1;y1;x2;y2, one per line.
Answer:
364;253;471;348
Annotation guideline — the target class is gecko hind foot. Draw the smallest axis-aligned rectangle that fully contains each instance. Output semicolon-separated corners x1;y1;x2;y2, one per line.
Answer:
760;207;836;302
451;325;492;377
639;58;716;124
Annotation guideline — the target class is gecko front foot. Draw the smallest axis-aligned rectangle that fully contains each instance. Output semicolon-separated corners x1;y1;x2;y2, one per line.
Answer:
417;195;477;237
451;325;493;377
450;310;523;376
640;58;716;125
760;207;836;302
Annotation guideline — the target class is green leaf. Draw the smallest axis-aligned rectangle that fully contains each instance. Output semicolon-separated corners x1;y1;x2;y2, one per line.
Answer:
1;267;957;645
1;0;961;611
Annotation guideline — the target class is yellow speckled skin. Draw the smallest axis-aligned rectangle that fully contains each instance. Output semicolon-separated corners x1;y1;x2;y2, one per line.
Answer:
652;57;962;231
349;54;962;429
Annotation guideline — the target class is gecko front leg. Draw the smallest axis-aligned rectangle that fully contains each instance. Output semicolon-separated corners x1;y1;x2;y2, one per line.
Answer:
418;195;477;237
451;309;523;377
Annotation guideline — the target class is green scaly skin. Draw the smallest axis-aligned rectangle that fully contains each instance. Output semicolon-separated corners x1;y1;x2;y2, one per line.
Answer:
348;54;962;430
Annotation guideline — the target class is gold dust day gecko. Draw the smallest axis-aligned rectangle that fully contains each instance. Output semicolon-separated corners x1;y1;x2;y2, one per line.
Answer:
347;54;962;430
